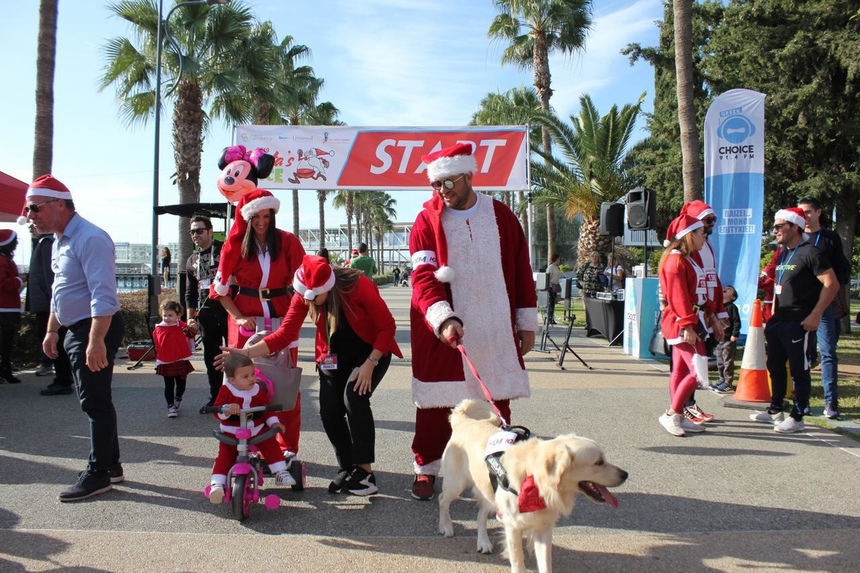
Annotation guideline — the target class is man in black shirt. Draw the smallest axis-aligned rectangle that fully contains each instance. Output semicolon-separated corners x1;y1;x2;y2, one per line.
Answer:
751;207;838;434
184;216;228;413
797;196;851;419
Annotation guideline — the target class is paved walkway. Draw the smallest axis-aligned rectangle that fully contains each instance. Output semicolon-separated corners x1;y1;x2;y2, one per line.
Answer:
1;286;859;572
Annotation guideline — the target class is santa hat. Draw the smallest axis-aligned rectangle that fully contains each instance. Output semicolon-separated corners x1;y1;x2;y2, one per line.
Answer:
17;175;72;225
293;255;336;301
663;214;704;247
774;206;806;228
0;229;16;247
681;200;715;221
422;142;477;183
213;189;281;296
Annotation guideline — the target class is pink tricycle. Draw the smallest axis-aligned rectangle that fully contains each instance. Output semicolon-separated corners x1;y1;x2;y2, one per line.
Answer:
203;403;305;521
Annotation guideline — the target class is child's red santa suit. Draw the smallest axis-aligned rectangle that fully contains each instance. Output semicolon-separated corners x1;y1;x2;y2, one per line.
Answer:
152;320;195;377
408;142;537;475
209;380;287;486
210;189;306;461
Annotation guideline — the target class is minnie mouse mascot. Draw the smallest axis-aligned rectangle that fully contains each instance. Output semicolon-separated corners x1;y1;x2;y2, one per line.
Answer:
216;145;275;205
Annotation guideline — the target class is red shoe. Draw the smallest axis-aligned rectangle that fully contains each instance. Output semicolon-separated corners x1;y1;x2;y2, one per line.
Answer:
411;475;436;501
683;407;706;425
686;404;714;422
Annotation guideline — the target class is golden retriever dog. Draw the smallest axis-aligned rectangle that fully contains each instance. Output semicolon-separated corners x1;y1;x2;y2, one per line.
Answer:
438;399;628;573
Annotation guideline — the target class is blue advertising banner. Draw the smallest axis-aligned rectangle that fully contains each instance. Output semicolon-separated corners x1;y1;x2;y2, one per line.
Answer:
704;89;766;336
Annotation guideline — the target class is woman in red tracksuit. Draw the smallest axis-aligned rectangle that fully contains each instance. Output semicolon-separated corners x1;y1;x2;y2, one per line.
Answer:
221;255;402;497
211;189;306;467
657;214;715;437
152;300;195;418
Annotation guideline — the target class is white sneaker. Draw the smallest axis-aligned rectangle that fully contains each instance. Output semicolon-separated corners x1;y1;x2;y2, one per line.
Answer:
209;484;224;504
659;412;685;437
274;470;297;487
749;410;784;424
774;417;805;434
173;399;182;411
679;417;706;433
167;405;179;418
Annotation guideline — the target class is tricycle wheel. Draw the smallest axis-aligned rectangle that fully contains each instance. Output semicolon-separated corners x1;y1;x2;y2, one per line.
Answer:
289;460;306;491
231;474;251;521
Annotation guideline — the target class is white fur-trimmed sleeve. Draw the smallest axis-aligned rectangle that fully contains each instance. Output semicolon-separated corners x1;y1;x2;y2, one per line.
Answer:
516;308;538;332
426;300;457;335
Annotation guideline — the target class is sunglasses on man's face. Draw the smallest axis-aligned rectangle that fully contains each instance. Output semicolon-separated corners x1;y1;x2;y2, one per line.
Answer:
702;216;716;224
189;228;209;235
431;174;465;190
24;198;59;214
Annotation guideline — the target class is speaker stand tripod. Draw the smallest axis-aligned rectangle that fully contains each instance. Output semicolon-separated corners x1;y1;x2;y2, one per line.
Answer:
537;297;592;371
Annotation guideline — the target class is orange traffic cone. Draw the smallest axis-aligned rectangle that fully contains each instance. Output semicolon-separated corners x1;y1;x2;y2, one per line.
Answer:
733;299;772;403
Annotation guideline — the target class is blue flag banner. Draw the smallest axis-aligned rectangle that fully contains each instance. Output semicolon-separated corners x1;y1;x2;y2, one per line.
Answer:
704;89;766;337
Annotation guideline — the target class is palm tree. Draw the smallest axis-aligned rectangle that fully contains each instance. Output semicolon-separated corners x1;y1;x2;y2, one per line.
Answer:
100;0;257;265
470;85;543;231
33;0;58;178
530;93;644;270
365;191;397;273
488;0;593;260
673;0;702;201
332;190;356;255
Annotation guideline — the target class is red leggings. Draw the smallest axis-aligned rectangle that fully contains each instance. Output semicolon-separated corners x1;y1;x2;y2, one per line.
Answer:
669;342;704;413
211;435;283;477
411;400;511;469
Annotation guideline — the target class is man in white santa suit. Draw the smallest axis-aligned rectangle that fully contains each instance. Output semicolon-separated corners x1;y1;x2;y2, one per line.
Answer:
408;142;536;501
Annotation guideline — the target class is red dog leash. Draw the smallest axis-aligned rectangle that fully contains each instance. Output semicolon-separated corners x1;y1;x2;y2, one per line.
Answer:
453;341;509;426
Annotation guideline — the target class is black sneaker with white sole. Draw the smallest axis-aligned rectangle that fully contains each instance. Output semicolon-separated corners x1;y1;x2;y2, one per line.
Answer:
328;468;353;494
60;471;112;502
79;464;124;484
343;467;378;496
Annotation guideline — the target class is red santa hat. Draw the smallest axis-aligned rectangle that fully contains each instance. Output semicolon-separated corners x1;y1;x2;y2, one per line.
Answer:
0;229;16;247
18;175;72;225
663;214;704;247
681;200;715;221
293;255;336;301
213;189;281;296
422;142;477;184
774;206;806;228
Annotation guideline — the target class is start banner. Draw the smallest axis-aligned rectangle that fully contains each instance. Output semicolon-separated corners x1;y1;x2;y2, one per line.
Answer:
233;125;529;191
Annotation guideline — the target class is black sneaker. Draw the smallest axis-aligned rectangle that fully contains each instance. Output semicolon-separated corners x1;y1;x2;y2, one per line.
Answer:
79;464;124;484
60;471;112;502
328;468;353;494
41;382;74;396
343;467;378;496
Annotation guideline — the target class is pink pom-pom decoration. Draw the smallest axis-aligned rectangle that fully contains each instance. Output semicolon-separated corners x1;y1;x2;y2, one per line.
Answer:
264;494;280;509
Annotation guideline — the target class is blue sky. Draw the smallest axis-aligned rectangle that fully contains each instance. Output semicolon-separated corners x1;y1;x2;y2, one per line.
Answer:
1;0;661;265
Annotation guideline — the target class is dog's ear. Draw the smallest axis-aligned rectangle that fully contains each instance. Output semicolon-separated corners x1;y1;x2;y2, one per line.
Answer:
541;442;573;489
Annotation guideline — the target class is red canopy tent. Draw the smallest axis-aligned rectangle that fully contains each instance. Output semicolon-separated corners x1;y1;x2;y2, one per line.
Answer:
0;171;28;223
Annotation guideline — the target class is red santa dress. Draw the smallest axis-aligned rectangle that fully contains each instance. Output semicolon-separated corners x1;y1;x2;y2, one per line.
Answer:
152;320;195;377
209;380;287;486
409;192;536;473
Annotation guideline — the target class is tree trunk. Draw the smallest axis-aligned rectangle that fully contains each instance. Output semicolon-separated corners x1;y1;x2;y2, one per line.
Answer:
534;36;556;265
318;190;327;248
673;0;703;201
292;189;299;236
32;0;58;179
172;80;205;272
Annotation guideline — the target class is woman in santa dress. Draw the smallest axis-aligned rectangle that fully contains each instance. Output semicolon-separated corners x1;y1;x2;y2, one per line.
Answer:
211;189;306;466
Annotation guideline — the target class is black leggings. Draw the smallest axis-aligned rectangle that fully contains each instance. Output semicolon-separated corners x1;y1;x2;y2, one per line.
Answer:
0;313;20;375
163;376;187;405
318;354;391;470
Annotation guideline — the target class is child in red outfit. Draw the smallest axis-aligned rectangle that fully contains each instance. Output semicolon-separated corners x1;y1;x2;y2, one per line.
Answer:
152;301;195;418
208;354;294;504
0;230;23;384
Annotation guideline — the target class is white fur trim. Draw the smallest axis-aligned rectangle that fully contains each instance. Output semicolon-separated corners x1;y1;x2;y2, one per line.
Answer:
774;209;805;228
412;376;530;409
695;207;715;220
293;266;336;300
213;271;230;296
675;220;703;241
411;250;438;269
0;232;15;247
17;216;28;225
663;239;671;248
692;353;710;388
26;188;72;201
434;265;454;283
516;308;538;332
426;300;456;335
241;195;280;219
425;154;477;182
414;458;441;475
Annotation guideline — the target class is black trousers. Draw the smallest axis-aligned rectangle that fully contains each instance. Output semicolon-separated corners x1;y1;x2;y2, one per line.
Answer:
64;311;124;474
318;354;391;470
35;312;73;385
196;301;228;401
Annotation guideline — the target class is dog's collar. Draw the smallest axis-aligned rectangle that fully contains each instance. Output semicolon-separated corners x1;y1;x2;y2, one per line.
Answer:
485;425;532;499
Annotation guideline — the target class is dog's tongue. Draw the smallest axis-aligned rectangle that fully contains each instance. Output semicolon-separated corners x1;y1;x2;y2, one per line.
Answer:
596;484;619;509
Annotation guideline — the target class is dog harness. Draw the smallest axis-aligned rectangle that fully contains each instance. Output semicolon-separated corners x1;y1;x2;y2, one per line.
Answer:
484;425;531;496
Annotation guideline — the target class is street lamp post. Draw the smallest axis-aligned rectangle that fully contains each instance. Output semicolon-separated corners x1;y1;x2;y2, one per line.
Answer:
149;0;230;323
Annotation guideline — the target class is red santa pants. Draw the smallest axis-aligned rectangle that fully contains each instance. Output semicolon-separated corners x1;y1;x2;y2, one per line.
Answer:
669;342;704;413
235;324;302;456
412;400;511;471
211;434;284;477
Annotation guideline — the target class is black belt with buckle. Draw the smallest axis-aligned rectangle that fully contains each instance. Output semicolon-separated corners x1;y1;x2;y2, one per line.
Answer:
233;285;292;300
